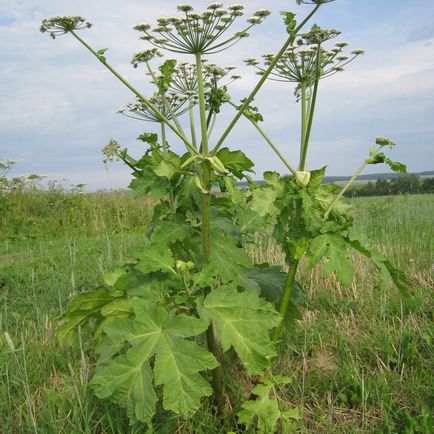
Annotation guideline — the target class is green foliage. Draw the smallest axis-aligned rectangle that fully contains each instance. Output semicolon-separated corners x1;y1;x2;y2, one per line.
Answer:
56;287;114;344
216;148;254;179
281;12;297;35
92;301;217;420
237;98;264;123
345;175;433;197
367;152;407;174
306;234;353;287
204;229;252;285
350;237;410;295
1;193;431;433
157;59;177;93
238;377;299;433
137;132;158;145
55;138;286;424
202;285;281;374
92;340;158;422
39;0;411;431
96;48;108;62
207;86;229;114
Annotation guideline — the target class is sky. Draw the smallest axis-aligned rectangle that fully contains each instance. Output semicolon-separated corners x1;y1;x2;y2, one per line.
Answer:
1;0;433;190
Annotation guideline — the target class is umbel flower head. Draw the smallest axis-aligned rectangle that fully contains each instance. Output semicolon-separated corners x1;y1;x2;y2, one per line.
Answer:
296;0;336;4
133;3;271;54
169;61;241;98
131;49;241;100
119;93;190;123
245;24;364;96
131;49;163;68
102;138;121;163
40;16;92;39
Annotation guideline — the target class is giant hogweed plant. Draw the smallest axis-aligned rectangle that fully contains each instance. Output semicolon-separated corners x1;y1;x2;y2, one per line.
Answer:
237;11;409;341
40;1;408;431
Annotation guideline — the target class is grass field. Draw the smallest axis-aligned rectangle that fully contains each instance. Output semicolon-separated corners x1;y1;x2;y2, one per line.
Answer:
0;191;433;433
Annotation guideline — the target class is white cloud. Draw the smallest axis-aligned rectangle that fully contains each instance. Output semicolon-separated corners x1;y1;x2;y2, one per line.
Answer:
1;0;433;189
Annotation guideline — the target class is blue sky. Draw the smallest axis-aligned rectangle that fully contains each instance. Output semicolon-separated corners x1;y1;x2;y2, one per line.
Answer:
1;0;433;190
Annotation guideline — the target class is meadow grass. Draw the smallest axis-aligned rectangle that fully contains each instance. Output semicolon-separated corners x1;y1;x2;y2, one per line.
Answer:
0;192;432;433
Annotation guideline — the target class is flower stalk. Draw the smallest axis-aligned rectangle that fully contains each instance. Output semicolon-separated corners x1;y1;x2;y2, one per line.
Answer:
196;50;225;411
228;101;297;176
68;30;198;156
212;3;322;155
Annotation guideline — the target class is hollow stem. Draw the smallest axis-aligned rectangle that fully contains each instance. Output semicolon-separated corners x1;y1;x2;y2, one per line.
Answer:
161;122;167;152
208;112;217;139
272;259;300;341
189;100;197;149
196;53;209;157
196;51;225;412
300;81;308;166
299;44;321;171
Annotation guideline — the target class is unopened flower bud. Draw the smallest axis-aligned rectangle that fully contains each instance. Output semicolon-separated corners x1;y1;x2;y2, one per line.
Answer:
295;170;311;187
208;156;227;175
194;175;209;193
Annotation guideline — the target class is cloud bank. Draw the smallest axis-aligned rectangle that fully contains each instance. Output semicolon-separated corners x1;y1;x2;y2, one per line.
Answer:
1;0;433;190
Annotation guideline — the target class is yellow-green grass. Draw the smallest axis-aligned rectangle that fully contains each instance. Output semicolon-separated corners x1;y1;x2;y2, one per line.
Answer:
0;193;432;433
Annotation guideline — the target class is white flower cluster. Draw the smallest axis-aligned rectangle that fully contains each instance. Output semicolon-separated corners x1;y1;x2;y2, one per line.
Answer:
130;49;163;68
169;60;241;99
297;0;336;5
133;3;270;55
119;93;190;123
40;16;92;38
102;138;121;163
245;24;364;92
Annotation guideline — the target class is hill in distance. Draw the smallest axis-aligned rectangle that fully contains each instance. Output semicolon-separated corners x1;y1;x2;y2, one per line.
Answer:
237;170;434;186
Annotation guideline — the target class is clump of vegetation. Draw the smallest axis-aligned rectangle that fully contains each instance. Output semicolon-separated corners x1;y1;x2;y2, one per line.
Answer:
0;159;151;243
1;193;432;433
345;175;434;197
28;0;419;431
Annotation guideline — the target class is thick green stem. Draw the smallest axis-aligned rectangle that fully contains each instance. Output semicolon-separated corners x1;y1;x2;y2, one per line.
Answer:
327;161;367;217
196;51;225;411
324;146;385;220
272;259;300;341
161;122;167;152
228;101;297;176
189;100;197;149
300;81;308;166
196;53;209;156
211;4;321;155
299;44;322;171
207;112;217;139
273;198;305;342
118;155;141;176
69;30;198;156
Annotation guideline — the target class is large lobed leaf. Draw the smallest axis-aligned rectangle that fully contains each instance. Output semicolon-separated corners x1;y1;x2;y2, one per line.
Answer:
202;286;281;374
350;237;409;295
216;147;254;179
56;287;114;344
203;229;252;285
91;342;157;422
91;300;217;421
135;245;177;275
305;233;354;287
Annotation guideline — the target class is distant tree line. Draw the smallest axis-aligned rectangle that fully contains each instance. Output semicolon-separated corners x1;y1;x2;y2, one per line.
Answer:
344;175;434;197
